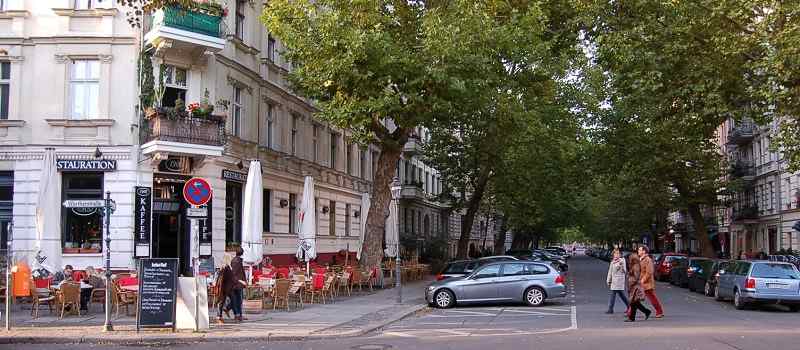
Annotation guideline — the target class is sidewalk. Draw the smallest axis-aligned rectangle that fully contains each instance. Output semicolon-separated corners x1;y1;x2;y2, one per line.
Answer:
0;279;431;345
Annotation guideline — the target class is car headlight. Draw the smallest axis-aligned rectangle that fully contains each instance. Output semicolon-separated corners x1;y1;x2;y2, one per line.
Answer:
427;286;436;292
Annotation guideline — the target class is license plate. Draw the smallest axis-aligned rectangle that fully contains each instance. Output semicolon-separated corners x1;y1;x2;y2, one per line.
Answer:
767;283;790;289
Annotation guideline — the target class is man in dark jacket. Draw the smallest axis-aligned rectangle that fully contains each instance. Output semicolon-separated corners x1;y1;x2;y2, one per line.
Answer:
230;248;247;322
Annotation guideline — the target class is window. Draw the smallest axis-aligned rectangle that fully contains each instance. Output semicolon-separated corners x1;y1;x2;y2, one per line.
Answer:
425;171;430;192
264;104;274;148
360;149;366;178
62;173;104;253
74;0;96;9
235;0;246;40
473;264;500;279
225;182;243;248
528;264;550;275
329;200;336;236
502;264;528;276
70;60;100;119
346;141;353;175
289;193;297;234
330;133;338;169
769;182;775;211
404;208;410;232
312;125;319;162
161;64;187;108
751;263;800;279
267;35;276;62
404;161;411;184
0;0;6;11
345;204;351;236
291;114;299;155
0;62;8;119
232;86;243;137
263;189;271;232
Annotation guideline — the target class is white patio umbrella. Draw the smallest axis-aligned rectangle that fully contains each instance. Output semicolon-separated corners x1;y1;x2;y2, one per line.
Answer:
296;176;317;270
384;195;399;258
34;148;61;272
241;160;264;270
356;192;370;261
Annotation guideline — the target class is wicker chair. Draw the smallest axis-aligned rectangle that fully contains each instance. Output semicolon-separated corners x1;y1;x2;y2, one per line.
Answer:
272;279;291;311
90;287;106;312
112;282;137;317
29;281;55;319
289;281;304;308
58;282;81;319
338;271;351;297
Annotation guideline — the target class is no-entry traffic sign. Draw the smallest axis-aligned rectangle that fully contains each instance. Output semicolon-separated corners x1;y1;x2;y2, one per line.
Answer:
183;178;212;206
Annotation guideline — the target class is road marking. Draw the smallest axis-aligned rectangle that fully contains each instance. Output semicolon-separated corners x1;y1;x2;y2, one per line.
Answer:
383;331;416;338
502;309;570;316
438;310;496;316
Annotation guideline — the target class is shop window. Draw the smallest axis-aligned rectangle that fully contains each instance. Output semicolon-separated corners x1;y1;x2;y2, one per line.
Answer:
263;189;271;232
225;181;243;250
62;173;103;253
329;200;336;236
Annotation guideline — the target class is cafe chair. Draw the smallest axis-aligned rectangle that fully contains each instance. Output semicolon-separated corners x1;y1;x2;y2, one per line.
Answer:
29;280;55;319
272;279;291;311
112;282;137;317
90;287;106;312
58;282;81;319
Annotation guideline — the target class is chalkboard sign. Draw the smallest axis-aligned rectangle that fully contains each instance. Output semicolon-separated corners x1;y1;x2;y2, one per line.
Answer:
136;258;179;331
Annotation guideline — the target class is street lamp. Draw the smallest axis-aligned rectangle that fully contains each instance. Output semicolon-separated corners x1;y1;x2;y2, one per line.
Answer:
390;177;402;304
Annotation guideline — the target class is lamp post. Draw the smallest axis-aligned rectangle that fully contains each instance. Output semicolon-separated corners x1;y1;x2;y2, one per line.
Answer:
390;178;402;304
103;191;114;332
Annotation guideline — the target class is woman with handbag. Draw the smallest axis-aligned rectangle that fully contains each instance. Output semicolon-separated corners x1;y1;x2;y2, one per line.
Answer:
625;253;651;322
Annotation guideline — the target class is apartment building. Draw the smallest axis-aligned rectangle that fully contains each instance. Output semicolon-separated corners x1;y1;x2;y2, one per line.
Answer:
1;0;377;275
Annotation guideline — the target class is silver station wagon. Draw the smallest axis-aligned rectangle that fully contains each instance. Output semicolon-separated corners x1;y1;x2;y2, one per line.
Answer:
425;261;567;308
715;260;800;311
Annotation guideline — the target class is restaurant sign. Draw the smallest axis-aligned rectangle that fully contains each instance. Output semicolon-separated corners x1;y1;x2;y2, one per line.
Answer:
221;169;247;183
56;159;117;172
134;186;152;246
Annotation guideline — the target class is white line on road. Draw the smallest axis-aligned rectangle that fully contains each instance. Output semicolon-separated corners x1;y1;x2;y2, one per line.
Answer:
502;309;571;316
439;310;497;316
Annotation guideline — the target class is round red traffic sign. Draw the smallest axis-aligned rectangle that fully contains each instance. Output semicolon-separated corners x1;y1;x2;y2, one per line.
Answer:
183;178;212;206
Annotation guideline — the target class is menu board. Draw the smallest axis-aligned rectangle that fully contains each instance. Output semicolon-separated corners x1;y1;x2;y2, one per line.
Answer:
136;258;178;330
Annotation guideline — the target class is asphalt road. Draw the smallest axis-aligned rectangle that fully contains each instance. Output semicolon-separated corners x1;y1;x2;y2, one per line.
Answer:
8;255;800;350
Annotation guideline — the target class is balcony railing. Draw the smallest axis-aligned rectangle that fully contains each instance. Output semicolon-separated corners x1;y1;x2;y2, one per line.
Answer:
727;122;756;145
143;108;226;147
160;6;222;38
733;206;759;221
729;160;755;179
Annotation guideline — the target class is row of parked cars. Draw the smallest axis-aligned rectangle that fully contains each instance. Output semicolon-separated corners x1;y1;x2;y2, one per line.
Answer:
591;249;800;311
425;247;572;309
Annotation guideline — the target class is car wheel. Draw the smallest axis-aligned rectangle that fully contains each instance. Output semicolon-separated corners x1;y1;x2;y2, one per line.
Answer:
734;289;747;310
433;289;455;309
714;284;724;301
704;282;712;297
524;287;546;307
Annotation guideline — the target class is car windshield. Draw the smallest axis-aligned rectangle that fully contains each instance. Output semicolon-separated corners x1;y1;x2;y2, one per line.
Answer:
665;256;684;263
751;263;800;279
443;262;467;274
690;259;709;268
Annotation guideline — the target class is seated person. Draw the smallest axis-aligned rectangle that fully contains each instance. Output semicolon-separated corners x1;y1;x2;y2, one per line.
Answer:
80;266;105;311
53;265;74;284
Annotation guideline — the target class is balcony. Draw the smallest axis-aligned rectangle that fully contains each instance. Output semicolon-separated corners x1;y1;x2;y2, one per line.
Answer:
403;137;422;156
732;206;759;223
140;108;226;157
400;183;428;200
727;121;756;146
729;160;755;182
144;6;226;56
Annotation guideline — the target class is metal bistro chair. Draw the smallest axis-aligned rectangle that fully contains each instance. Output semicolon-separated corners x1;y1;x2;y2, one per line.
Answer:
289;281;305;309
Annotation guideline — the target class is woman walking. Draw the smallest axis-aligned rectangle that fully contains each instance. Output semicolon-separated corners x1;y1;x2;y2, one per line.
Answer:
626;253;652;322
215;254;235;324
606;249;629;314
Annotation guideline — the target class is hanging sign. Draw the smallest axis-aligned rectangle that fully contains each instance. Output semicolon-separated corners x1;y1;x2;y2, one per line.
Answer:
134;186;152;246
221;169;247;183
183;178;212;206
63;199;105;208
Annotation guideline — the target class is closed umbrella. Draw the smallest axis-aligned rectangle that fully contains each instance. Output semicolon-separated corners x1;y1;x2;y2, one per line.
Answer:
34;148;61;271
384;196;399;258
356;192;370;261
296;176;317;269
241;160;264;267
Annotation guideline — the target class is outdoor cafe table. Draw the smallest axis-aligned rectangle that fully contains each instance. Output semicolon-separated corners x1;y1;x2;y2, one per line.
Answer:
51;281;94;290
120;285;138;293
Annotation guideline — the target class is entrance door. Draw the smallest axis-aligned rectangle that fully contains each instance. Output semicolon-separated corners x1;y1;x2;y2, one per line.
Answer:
153;211;181;261
152;174;191;276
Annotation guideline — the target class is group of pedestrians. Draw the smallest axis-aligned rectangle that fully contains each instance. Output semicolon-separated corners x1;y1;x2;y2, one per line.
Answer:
606;246;665;322
214;247;248;324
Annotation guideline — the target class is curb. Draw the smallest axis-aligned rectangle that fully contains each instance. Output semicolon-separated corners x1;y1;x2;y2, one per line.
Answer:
0;303;429;345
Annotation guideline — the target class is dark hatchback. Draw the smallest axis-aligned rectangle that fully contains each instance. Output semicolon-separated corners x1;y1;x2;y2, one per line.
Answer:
687;258;720;293
671;258;711;288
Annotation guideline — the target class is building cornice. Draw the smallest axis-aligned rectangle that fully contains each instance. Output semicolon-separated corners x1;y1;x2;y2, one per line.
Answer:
46;119;115;127
0;120;25;127
52;8;119;18
0;10;30;18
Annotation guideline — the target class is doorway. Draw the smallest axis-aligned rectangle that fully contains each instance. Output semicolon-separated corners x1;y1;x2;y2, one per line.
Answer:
152;175;191;276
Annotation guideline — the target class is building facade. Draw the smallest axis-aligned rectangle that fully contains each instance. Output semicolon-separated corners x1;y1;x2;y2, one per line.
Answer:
1;0;377;275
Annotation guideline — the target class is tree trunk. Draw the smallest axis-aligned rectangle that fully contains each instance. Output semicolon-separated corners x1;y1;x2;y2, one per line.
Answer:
361;145;403;268
686;203;716;258
456;167;492;259
493;218;508;255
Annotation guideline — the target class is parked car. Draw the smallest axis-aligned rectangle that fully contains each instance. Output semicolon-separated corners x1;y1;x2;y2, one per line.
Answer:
426;261;567;308
684;258;713;292
507;250;567;272
655;253;687;281
545;246;570;259
715;260;800;311
670;258;689;287
704;260;731;297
